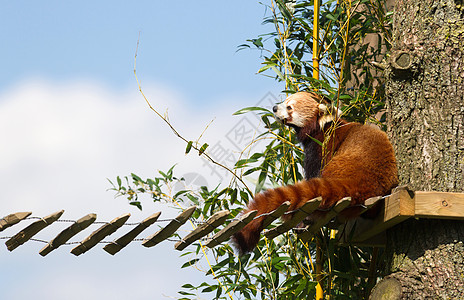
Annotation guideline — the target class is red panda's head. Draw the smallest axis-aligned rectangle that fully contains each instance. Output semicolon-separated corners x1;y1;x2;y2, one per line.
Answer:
273;92;341;130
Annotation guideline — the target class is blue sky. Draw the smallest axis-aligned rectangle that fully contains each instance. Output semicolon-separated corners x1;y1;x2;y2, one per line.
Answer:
1;1;280;104
0;1;283;299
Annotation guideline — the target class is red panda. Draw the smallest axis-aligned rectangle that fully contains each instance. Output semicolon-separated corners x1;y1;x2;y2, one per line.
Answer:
231;92;398;254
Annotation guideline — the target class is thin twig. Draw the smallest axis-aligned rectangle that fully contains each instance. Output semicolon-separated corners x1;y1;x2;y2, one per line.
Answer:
133;37;252;196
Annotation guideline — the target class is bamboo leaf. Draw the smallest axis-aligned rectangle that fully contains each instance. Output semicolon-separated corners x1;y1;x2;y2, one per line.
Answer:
233;107;271;115
198;143;208;155
185;141;193;154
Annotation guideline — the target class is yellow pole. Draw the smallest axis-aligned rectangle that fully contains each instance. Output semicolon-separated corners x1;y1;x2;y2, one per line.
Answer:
315;239;323;300
312;0;323;299
312;0;320;81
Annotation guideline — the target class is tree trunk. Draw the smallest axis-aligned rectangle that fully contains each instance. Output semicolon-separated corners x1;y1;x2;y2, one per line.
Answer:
372;0;464;298
385;0;464;191
370;219;464;299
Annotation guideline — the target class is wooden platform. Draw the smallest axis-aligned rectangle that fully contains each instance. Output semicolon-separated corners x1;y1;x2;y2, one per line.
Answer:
338;187;464;247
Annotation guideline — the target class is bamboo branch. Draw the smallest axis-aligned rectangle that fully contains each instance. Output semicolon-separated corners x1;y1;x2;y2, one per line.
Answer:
133;38;252;196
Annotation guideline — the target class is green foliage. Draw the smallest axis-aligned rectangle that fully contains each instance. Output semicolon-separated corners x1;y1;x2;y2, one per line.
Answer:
111;0;393;299
250;0;391;125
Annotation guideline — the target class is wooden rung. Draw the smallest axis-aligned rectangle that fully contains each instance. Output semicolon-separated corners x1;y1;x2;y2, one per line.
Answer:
5;210;64;252
0;212;32;232
103;212;161;255
205;210;258;248
298;197;351;242
262;201;291;229
39;213;97;256
142;206;197;248
70;213;130;256
175;210;230;251
360;196;383;214
391;184;410;194
264;197;322;240
365;195;383;206
339;189;414;245
324;196;383;229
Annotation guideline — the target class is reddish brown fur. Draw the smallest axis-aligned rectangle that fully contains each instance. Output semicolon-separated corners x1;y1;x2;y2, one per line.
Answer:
231;92;398;254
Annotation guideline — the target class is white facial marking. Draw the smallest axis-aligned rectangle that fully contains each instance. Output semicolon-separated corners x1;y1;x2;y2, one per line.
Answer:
290;111;306;127
274;102;289;121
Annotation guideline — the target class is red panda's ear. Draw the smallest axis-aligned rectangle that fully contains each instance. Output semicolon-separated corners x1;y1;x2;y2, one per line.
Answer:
319;103;343;118
318;103;328;117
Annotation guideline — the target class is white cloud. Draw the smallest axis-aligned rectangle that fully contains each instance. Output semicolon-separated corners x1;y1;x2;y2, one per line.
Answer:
0;79;269;299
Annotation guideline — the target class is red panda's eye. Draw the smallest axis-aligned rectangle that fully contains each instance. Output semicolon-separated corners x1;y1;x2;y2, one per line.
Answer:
287;106;292;111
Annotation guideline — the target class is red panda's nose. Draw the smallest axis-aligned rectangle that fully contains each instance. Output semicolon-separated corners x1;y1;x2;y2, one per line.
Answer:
272;106;278;113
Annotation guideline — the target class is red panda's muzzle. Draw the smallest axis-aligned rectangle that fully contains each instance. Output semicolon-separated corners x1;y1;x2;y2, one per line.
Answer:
273;102;291;125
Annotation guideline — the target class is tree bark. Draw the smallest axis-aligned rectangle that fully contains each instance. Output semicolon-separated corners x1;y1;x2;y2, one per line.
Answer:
371;219;464;299
385;0;464;191
372;0;464;298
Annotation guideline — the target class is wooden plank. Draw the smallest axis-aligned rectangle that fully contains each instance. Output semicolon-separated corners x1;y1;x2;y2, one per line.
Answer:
0;212;32;232
39;213;97;256
365;196;383;206
103;212;161;255
142;206;197;248
323;196;382;230
383;189;415;220
70;213;130;256
204;210;258;248
5;210;64;251
361;196;383;215
297;197;351;242
262;201;291;229
342;189;415;243
175;210;230;251
339;189;464;246
391;184;410;194
414;191;464;219
264;197;322;240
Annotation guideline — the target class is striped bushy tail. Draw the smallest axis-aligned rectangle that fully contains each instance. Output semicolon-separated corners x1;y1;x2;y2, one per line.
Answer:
231;177;359;255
